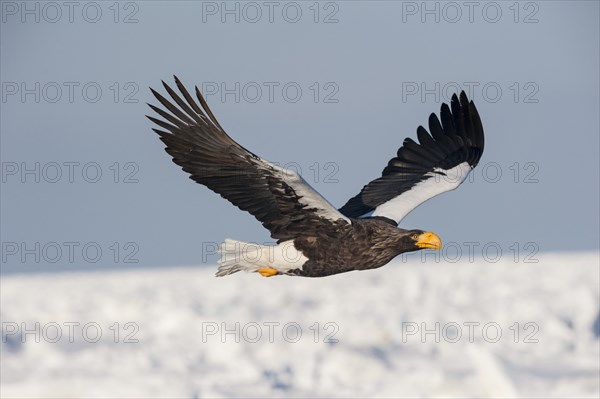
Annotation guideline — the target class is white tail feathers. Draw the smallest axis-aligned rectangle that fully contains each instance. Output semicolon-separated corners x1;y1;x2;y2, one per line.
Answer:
216;239;308;277
216;239;264;276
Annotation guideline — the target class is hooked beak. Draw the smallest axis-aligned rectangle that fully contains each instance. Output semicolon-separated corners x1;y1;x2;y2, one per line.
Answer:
416;232;442;250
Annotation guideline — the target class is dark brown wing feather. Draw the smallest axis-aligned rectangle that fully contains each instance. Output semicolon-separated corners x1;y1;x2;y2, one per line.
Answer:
339;92;484;219
147;76;349;242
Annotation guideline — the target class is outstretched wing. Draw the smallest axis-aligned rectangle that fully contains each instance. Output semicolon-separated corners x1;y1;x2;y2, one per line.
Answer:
148;76;350;242
339;92;484;224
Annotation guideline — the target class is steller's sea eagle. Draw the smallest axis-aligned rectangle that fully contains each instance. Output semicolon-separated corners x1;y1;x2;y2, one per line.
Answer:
148;77;484;277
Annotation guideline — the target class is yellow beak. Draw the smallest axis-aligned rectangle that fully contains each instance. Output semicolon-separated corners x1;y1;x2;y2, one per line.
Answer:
416;232;442;250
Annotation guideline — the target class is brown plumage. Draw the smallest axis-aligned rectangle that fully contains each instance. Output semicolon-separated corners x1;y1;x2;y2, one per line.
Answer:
292;218;430;277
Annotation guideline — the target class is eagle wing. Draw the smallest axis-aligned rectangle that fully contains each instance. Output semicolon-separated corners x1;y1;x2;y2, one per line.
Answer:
339;92;484;224
148;77;350;242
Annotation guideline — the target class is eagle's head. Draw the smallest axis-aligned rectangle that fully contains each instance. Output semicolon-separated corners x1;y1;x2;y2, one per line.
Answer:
402;230;442;252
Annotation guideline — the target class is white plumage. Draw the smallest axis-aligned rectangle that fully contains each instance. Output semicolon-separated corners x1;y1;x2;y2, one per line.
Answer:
369;162;473;223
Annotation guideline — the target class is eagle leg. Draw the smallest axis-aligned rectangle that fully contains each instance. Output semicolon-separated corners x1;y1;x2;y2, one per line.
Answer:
258;267;278;277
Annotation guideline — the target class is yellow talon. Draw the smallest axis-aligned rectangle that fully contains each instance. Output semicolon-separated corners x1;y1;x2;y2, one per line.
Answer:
258;267;278;277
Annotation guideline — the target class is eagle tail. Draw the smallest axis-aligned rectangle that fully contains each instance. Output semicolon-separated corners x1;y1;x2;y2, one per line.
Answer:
216;239;267;277
215;239;308;277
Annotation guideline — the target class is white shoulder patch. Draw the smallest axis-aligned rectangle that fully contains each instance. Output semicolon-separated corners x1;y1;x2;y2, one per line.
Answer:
269;163;351;224
369;162;472;223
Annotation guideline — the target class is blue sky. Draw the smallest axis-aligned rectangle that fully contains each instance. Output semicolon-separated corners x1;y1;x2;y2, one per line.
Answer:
1;0;598;273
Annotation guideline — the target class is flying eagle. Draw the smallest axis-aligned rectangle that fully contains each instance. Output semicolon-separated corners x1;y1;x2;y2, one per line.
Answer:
148;77;484;278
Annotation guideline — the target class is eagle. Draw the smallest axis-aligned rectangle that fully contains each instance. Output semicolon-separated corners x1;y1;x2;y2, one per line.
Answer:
147;77;484;278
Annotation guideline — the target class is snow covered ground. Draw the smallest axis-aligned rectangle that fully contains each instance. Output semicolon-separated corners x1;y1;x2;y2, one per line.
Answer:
1;252;599;398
